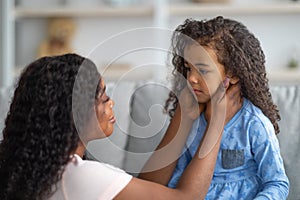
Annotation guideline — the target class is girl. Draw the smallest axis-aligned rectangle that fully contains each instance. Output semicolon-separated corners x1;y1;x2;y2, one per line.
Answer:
140;16;289;199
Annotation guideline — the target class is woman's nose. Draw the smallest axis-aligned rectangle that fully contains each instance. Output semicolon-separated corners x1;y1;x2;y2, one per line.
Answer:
110;99;115;108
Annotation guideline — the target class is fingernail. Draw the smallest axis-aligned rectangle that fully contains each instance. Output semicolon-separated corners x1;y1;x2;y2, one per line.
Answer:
223;77;230;87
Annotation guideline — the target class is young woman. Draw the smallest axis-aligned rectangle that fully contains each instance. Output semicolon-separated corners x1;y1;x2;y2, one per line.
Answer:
0;53;240;200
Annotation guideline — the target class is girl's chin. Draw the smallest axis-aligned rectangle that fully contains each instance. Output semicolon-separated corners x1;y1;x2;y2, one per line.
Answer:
196;97;210;104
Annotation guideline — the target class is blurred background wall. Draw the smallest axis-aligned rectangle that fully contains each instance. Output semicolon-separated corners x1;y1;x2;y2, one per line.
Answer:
1;0;300;87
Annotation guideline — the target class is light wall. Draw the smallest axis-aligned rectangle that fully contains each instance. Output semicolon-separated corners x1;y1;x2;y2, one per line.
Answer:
3;0;300;86
0;1;4;87
169;14;300;71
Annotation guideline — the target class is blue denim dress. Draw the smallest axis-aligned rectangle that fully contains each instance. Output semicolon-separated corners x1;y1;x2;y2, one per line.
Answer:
168;98;289;200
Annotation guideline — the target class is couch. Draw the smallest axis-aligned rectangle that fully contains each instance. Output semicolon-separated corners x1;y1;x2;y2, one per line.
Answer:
1;81;299;199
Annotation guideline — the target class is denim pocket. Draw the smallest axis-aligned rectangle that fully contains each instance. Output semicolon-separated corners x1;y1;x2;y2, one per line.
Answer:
222;149;245;169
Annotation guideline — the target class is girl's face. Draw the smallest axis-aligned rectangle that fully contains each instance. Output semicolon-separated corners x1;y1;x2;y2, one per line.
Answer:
183;44;226;104
95;79;116;137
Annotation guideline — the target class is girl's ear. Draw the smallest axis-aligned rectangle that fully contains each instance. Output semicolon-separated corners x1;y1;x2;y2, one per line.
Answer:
226;75;239;84
230;76;239;84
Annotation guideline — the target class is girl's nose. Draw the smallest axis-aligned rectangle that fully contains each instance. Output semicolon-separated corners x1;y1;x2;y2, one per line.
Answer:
187;70;199;84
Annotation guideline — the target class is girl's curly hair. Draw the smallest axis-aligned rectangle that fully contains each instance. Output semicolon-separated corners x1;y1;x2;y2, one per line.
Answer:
0;53;103;200
165;16;280;134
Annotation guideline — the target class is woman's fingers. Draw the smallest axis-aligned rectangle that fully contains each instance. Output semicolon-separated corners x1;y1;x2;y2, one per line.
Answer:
224;83;242;123
227;83;241;102
178;85;205;120
211;77;229;107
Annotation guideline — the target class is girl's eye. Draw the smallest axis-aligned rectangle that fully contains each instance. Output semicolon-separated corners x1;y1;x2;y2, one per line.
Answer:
198;69;208;74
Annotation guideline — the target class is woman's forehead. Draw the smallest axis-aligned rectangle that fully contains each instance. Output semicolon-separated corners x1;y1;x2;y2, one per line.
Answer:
100;78;105;88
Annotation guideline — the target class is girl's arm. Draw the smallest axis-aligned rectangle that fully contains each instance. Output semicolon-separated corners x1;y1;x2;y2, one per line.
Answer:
250;122;289;199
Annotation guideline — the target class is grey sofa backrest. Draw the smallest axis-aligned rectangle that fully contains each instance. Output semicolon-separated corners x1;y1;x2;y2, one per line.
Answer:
1;82;299;199
123;81;300;200
271;85;300;200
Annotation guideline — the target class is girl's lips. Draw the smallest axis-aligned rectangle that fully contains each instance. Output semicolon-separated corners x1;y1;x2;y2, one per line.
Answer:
193;88;203;95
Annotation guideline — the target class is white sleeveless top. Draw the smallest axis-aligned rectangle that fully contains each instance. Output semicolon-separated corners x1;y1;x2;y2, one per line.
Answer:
49;154;132;200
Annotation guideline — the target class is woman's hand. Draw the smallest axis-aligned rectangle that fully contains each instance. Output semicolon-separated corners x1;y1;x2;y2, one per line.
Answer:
178;84;205;120
224;82;242;123
209;78;242;125
199;78;242;158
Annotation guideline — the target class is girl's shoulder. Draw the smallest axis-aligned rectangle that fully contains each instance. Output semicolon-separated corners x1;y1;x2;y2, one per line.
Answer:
241;98;276;136
242;98;270;123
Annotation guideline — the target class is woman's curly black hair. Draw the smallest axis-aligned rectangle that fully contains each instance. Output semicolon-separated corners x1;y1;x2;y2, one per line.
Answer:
165;16;280;134
0;53;103;200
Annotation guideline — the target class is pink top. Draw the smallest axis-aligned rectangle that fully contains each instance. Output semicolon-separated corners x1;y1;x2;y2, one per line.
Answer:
49;154;132;200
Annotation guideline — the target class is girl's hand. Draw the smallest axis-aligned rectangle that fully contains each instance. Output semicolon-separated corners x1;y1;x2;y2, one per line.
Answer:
178;85;205;120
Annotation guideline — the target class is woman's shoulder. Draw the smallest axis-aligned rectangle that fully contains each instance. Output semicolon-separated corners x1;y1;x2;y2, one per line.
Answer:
58;154;132;200
68;154;130;178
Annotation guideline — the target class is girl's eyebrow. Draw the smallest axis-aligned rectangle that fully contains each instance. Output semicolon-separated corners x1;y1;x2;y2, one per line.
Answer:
184;60;209;68
194;62;209;67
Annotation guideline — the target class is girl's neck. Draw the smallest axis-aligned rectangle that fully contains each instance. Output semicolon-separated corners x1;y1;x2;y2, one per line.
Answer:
204;97;244;124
